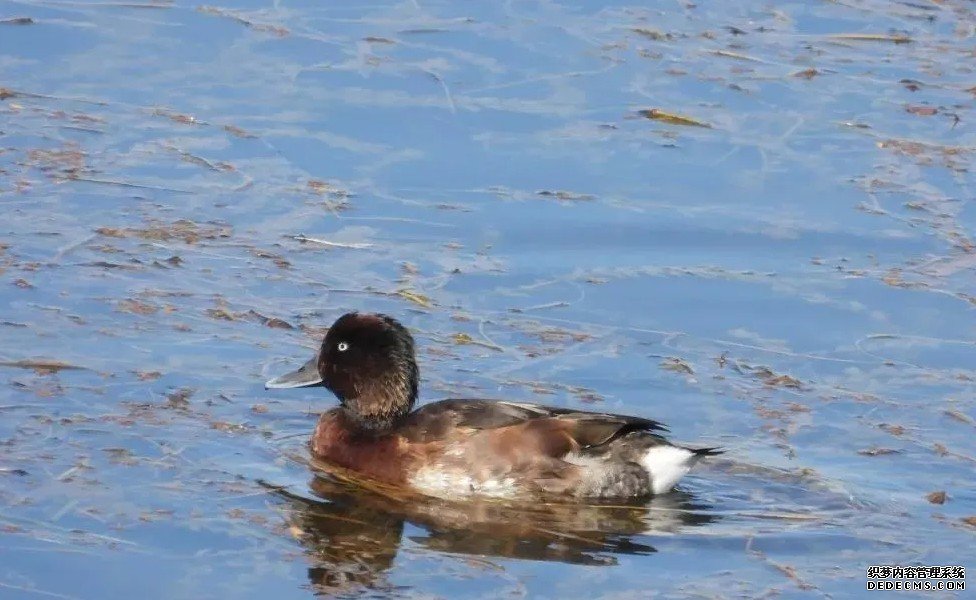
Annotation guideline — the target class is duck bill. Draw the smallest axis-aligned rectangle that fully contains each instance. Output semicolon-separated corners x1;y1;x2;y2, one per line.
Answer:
265;355;323;389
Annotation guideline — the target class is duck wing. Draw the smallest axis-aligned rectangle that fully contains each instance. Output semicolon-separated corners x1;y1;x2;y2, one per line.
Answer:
400;399;668;447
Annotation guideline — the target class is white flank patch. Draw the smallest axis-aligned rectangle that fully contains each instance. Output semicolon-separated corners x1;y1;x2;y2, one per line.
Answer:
641;446;696;495
408;467;518;499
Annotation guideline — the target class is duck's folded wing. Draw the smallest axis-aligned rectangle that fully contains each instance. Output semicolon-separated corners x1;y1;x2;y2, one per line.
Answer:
401;399;668;447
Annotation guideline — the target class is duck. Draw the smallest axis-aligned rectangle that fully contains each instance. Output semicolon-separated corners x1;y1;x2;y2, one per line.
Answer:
266;312;721;500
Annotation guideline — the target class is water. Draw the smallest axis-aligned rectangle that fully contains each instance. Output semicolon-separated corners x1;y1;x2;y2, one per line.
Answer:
1;1;974;598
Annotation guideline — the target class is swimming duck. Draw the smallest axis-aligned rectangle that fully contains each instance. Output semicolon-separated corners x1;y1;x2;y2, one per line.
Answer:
266;312;720;500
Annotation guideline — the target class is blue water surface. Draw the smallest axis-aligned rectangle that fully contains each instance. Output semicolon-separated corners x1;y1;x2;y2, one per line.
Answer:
1;1;974;598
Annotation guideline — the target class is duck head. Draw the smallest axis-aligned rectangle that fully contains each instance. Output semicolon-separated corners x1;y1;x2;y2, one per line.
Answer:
266;312;419;432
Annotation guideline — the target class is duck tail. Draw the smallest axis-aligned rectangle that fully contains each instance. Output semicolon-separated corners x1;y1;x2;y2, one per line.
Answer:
691;446;724;457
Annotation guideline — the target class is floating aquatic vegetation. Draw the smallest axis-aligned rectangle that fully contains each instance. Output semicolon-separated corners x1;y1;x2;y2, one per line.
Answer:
637;108;712;128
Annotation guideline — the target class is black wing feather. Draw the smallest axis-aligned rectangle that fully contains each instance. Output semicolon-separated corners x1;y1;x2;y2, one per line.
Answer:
402;399;668;445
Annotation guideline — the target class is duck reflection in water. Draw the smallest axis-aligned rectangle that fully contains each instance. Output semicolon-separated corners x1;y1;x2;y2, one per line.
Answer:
272;461;718;596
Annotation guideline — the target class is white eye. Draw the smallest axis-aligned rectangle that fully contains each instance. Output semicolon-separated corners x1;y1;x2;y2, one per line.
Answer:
337;341;349;352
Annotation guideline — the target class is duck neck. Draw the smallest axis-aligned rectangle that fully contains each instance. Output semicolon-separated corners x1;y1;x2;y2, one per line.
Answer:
340;399;410;435
338;369;417;435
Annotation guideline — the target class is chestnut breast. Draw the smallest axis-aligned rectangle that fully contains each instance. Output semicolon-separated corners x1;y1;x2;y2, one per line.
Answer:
310;409;416;483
